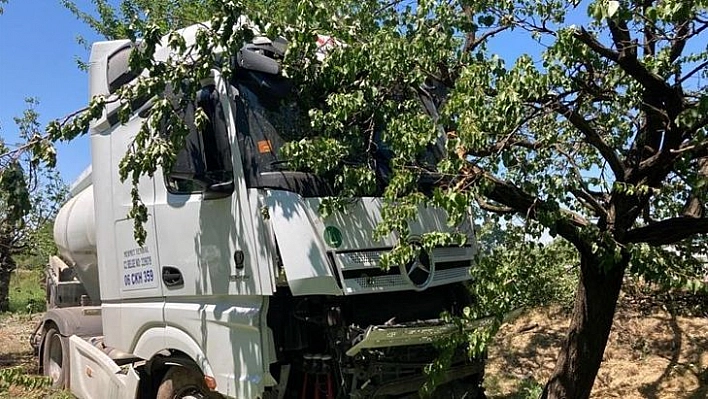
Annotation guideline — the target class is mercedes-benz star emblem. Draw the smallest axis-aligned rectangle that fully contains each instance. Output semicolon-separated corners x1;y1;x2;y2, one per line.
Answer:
402;245;433;290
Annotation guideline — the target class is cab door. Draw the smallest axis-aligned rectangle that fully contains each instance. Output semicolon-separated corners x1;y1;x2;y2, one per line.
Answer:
151;77;270;396
153;78;265;298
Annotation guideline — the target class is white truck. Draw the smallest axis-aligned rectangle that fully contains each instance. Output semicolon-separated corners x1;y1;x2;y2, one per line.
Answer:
32;24;484;399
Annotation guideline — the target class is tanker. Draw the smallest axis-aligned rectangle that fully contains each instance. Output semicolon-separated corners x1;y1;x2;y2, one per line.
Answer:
32;23;486;399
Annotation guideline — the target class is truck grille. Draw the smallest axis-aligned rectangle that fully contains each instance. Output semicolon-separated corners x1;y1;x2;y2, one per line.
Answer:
335;247;474;294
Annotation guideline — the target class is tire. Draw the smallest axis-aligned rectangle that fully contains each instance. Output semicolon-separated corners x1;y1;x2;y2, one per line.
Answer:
156;366;220;399
42;327;70;389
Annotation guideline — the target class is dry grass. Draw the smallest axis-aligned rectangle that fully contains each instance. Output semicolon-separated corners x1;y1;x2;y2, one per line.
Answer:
0;312;41;371
485;295;708;399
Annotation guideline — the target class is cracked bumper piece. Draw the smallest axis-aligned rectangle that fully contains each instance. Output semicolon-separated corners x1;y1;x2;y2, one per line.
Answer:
345;316;497;357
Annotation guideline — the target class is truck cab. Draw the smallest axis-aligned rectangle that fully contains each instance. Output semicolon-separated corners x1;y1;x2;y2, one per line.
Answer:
37;24;483;399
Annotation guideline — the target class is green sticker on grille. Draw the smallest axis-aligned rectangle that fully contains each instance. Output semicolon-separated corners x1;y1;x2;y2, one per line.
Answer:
324;226;343;248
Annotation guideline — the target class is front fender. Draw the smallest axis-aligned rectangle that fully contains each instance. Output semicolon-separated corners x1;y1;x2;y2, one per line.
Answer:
132;326;215;384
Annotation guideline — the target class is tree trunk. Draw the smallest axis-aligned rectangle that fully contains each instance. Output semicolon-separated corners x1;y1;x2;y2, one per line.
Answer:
541;251;628;399
0;250;16;312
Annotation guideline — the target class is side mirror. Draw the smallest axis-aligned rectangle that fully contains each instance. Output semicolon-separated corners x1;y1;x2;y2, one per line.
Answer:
107;44;139;94
204;180;234;200
236;43;282;75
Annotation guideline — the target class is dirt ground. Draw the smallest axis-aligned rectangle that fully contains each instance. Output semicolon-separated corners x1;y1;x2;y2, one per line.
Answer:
0;313;40;371
1;294;706;399
0;312;61;399
485;294;708;399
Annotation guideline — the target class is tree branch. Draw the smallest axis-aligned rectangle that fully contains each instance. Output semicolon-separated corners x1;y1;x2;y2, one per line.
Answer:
574;27;683;109
668;20;690;63
375;0;408;14
463;24;510;53
464;166;591;251
692;21;708;37
466;138;542;157
670;140;708;156
476;197;515;213
607;18;635;59
574;27;619;62
642;0;656;56
571;188;608;220
551;101;626;180
679;60;708;84
682;157;708;218
624;217;708;245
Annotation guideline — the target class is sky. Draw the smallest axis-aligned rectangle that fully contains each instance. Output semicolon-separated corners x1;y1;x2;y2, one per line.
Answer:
0;0;102;184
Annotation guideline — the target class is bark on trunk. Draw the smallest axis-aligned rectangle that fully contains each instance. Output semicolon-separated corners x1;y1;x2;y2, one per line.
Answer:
541;252;628;399
0;252;15;312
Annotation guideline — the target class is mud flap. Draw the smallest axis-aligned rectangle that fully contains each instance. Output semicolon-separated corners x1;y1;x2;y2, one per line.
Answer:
69;336;139;399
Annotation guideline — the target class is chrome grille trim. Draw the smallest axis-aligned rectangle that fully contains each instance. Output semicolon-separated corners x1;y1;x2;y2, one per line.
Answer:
337;250;384;270
336;246;475;294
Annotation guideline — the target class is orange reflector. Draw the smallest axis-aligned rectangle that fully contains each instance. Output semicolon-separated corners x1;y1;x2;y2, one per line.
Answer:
204;375;217;391
257;140;272;153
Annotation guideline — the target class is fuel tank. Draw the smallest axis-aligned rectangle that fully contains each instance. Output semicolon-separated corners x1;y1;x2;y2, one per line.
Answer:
53;169;100;302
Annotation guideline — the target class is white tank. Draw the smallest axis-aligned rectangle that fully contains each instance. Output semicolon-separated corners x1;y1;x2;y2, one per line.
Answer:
53;173;100;302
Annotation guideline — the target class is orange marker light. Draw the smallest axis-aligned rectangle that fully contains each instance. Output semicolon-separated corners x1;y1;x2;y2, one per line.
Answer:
258;140;272;153
204;375;217;391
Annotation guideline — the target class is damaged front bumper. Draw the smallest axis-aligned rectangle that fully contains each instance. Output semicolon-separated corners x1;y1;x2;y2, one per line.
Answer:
346;316;499;357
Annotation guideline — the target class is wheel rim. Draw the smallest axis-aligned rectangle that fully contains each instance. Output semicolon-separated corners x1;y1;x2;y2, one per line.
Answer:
46;334;63;383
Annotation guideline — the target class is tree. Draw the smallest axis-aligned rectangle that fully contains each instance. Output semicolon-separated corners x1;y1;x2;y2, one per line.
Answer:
62;0;212;40
2;0;706;397
262;2;707;397
0;100;66;311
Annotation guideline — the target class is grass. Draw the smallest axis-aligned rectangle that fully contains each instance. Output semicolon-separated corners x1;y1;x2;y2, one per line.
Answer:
7;269;45;314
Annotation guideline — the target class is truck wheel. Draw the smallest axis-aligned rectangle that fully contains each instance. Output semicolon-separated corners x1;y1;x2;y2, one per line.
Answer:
42;327;69;389
156;366;219;399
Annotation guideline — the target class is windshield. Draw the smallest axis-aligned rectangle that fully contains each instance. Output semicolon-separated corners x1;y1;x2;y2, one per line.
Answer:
231;70;447;197
232;70;335;196
234;70;304;168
